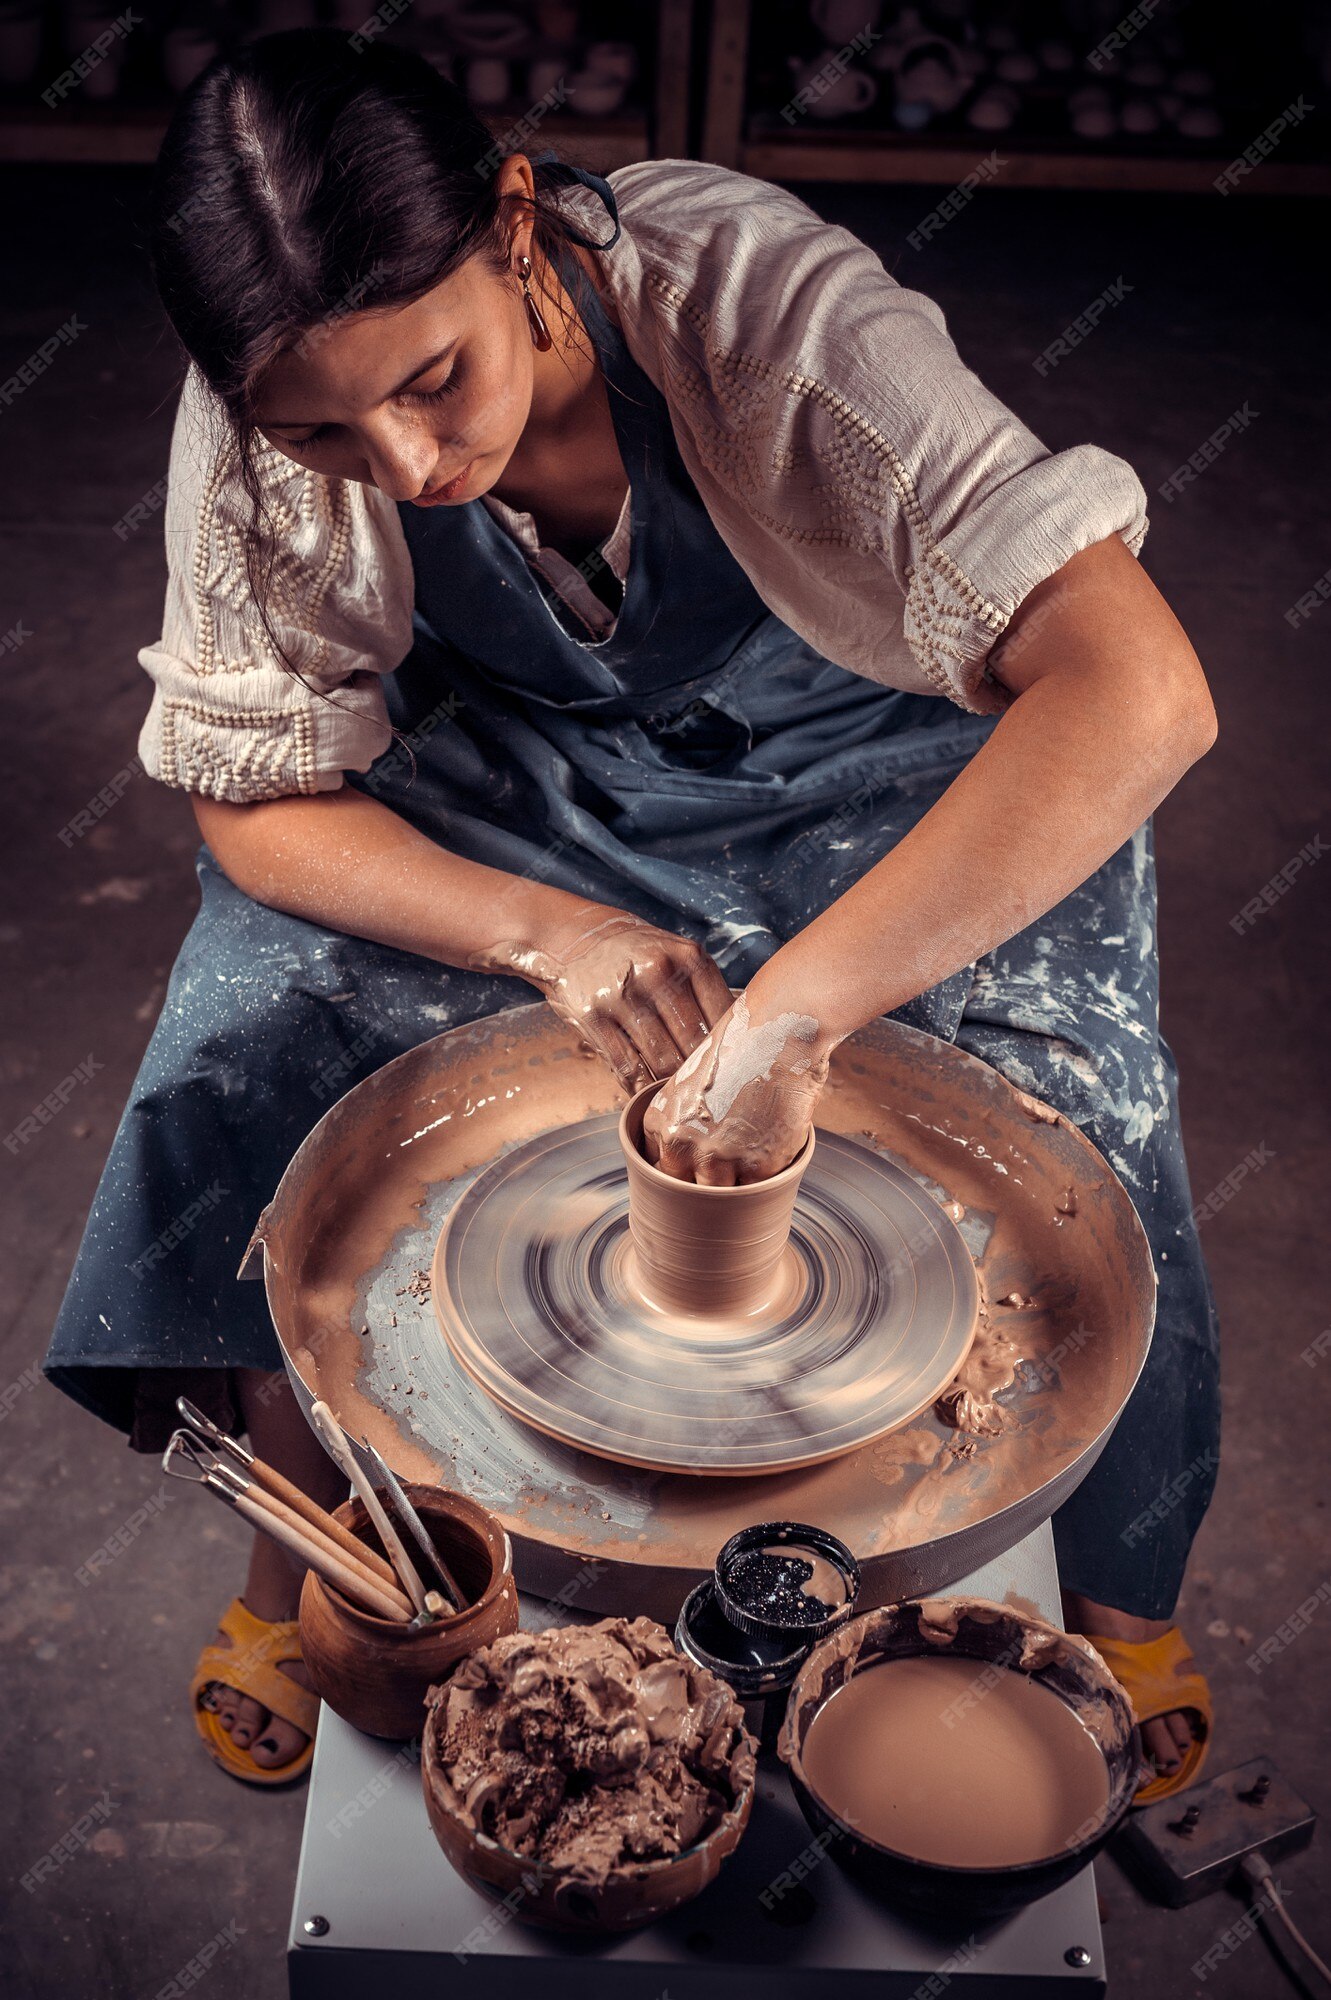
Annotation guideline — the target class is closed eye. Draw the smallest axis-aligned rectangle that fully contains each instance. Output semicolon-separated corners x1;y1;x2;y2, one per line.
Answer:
272;375;460;448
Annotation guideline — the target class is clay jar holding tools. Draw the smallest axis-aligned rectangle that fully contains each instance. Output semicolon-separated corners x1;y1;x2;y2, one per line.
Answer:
618;1083;815;1318
299;1485;518;1739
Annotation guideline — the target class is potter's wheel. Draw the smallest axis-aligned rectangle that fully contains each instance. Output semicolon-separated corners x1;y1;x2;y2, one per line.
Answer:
254;1005;1156;1619
432;1118;979;1475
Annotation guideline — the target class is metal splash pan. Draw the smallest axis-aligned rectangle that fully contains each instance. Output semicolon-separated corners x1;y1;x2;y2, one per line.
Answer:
253;1004;1155;1621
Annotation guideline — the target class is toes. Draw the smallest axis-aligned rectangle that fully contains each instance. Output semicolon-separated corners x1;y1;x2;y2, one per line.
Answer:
227;1694;268;1751
202;1624;312;1769
1141;1717;1181;1773
248;1718;309;1770
210;1683;242;1734
1166;1709;1195;1756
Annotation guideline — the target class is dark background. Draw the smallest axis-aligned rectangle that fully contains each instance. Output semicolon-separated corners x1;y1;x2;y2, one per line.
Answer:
2;3;1329;1995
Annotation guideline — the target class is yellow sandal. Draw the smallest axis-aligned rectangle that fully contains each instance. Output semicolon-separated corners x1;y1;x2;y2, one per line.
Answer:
1086;1624;1212;1806
191;1597;319;1787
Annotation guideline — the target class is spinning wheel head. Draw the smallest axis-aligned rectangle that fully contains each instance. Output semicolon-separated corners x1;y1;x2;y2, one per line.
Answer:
432;1111;980;1475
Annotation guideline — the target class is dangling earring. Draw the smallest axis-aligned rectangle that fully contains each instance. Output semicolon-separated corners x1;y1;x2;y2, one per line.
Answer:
517;252;553;352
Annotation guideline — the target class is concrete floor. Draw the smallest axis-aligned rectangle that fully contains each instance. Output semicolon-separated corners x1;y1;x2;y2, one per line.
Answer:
1;163;1328;1999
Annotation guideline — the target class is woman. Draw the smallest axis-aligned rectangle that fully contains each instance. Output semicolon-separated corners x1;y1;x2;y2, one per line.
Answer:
45;31;1218;1793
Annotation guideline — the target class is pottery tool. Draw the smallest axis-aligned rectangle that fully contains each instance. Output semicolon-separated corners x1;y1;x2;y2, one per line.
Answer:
174;1395;403;1593
163;1431;412;1614
161;1433;411;1622
309;1400;430;1618
431;1116;979;1475
361;1438;465;1613
167;1432;412;1618
406;1592;451;1634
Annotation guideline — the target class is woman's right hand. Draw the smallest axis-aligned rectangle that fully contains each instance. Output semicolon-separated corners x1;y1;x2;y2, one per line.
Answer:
482;904;733;1093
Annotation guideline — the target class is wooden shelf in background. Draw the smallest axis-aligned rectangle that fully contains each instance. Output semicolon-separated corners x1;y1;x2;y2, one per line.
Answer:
479;110;654;173
739;131;1331;195
0;103;169;164
0;101;654;168
703;0;1331;195
0;0;698;171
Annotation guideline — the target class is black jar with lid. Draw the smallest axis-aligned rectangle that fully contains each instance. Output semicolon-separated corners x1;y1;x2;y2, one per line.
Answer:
676;1522;860;1748
715;1521;860;1648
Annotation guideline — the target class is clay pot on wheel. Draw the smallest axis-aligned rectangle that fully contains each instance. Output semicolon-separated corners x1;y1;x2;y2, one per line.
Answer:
299;1485;518;1739
618;1083;814;1318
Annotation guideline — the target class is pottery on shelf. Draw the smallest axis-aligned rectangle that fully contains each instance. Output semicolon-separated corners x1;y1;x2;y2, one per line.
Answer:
786;50;878;120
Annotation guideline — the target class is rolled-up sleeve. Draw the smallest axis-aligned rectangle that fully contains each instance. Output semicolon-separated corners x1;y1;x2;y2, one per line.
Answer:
607;161;1149;714
870;296;1149;706
136;367;414;801
772;247;1151;710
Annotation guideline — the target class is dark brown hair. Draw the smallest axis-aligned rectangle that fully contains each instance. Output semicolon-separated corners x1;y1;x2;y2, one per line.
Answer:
149;28;595;695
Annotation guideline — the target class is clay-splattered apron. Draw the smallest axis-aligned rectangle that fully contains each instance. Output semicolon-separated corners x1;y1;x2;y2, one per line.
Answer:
44;163;1217;1619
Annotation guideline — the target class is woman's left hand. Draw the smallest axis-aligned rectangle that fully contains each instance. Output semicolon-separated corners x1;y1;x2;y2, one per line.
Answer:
642;993;832;1184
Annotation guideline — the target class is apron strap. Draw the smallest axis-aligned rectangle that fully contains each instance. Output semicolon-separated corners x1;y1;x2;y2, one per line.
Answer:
531;150;622;250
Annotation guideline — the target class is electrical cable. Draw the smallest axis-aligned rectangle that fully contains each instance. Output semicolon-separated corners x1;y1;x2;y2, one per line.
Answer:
1240;1851;1331;1989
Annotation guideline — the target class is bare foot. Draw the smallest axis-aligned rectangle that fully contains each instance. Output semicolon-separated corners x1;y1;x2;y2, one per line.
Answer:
1063;1592;1197;1780
201;1597;313;1771
199;1367;347;1775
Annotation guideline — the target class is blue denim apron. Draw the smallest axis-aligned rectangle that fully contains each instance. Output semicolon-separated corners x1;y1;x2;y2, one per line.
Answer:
43;163;1218;1618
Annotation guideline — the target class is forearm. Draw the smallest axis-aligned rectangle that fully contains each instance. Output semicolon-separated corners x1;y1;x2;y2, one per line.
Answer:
192;785;594;975
193;785;732;1091
748;538;1217;1045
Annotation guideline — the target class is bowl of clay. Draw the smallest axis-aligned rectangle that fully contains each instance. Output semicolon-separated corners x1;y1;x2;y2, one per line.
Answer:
778;1597;1140;1923
420;1617;758;1932
299;1485;519;1739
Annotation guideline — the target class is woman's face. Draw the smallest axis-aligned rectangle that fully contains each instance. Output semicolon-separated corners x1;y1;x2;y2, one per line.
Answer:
253;225;538;508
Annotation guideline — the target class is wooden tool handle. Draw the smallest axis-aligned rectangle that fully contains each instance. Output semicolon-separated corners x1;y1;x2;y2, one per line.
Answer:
248;1456;401;1591
246;1484;413;1619
310;1402;429;1617
230;1491;411;1623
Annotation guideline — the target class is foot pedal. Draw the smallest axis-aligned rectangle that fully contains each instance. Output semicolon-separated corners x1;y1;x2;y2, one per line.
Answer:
1114;1758;1315;1906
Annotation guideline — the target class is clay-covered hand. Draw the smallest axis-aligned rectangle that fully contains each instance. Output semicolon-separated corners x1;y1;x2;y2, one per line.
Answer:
642;994;832;1185
482;905;733;1093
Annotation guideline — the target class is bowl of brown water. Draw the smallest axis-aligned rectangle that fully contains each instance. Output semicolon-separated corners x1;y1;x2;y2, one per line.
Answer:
778;1596;1140;1923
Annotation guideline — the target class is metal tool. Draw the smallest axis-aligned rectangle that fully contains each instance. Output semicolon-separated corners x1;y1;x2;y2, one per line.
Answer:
175;1396;250;1464
361;1439;465;1614
161;1431;412;1622
309;1401;430;1618
174;1394;402;1592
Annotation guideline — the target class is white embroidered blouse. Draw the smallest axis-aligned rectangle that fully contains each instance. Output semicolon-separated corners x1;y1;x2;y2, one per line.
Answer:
137;159;1148;802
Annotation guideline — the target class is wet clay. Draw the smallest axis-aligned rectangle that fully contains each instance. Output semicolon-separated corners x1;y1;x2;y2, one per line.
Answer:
801;1655;1110;1868
618;1083;814;1317
642;992;829;1184
424;1617;755;1882
257;1005;1156;1611
934;1294;1023;1436
431;1114;979;1475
